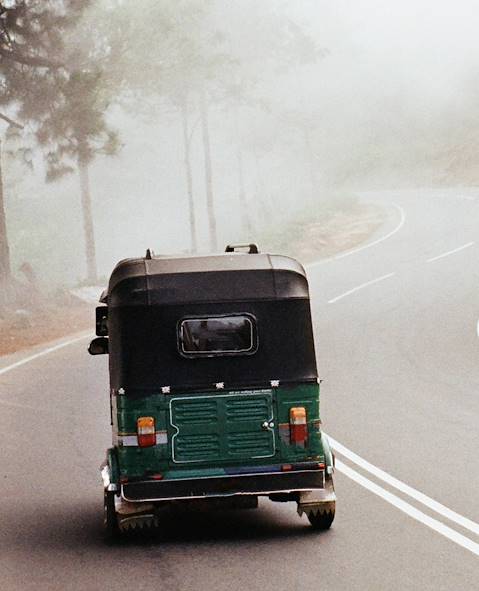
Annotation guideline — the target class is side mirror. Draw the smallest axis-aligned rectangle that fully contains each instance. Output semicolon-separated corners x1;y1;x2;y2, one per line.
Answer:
96;306;108;336
88;337;109;355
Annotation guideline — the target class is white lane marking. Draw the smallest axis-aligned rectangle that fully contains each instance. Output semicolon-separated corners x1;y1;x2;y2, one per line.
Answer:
2;305;477;555
308;202;406;268
476;319;479;339
426;242;475;263
334;203;406;260
327;272;396;304
330;437;479;537
336;459;479;557
0;333;90;377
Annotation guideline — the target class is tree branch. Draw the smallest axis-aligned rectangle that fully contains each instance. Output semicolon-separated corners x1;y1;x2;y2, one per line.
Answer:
0;112;23;129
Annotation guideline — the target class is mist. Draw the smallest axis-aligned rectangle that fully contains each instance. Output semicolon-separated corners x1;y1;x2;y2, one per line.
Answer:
2;0;479;288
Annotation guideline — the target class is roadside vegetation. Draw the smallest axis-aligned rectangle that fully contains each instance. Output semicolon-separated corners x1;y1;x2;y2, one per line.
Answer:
0;1;326;299
0;1;471;355
0;195;385;357
262;194;385;263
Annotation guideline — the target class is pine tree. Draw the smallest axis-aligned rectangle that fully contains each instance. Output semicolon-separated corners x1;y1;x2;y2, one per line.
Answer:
0;0;117;285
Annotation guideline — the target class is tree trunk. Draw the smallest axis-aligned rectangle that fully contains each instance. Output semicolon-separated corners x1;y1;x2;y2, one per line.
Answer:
199;91;218;252
0;138;12;298
253;150;273;221
77;154;98;283
237;145;253;238
304;127;318;203
180;101;198;253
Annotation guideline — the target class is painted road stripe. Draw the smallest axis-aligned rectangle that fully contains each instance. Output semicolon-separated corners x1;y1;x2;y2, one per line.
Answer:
426;242;475;263
0;333;90;377
336;459;479;557
2;300;479;556
308;202;406;267
334;203;406;260
327;272;396;304
330;437;479;537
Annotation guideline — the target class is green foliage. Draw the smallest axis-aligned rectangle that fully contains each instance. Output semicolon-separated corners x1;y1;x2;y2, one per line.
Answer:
0;0;118;178
36;69;119;173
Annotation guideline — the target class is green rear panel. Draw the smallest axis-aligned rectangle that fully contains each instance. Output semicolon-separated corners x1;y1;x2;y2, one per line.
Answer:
170;390;275;464
115;383;323;480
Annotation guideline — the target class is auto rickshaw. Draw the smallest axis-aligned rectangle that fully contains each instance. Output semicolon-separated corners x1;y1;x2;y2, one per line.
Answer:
89;244;336;538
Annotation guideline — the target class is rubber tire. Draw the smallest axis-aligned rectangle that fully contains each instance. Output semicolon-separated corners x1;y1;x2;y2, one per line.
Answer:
307;507;335;530
104;491;120;541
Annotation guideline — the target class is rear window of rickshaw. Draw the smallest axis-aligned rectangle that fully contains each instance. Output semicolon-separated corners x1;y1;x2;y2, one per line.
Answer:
179;315;257;356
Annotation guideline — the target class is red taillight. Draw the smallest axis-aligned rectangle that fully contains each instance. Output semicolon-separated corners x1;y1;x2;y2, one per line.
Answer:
290;407;308;445
137;416;156;448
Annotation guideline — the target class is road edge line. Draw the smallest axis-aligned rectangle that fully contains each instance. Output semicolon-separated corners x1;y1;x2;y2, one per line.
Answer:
330;437;479;536
336;459;479;556
0;333;90;377
307;202;406;268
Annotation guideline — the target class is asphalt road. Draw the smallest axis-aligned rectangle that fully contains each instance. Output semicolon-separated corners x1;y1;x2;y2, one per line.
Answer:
1;189;478;590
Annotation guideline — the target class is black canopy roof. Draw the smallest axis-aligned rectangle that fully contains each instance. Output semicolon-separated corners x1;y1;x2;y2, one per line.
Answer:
102;253;310;307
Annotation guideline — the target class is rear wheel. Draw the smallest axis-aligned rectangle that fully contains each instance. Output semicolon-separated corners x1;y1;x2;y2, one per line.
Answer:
307;505;335;530
103;491;120;541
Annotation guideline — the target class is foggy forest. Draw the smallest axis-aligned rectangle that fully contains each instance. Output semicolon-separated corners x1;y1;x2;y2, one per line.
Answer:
1;0;477;293
1;2;479;586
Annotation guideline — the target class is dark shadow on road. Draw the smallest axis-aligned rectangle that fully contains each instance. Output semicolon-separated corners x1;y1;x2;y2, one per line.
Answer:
3;498;332;553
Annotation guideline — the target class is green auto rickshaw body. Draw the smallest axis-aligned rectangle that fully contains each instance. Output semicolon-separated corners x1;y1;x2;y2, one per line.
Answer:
95;249;335;533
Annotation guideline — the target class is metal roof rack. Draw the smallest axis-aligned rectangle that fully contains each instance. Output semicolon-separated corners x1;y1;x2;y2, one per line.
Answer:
225;243;259;254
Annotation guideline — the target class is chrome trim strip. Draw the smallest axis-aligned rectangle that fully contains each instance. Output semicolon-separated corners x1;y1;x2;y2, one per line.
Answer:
118;431;168;447
122;487;322;503
133;468;323;483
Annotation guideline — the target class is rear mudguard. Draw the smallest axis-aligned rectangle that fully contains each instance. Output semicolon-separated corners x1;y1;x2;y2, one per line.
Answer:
101;448;120;492
321;432;335;475
297;432;336;517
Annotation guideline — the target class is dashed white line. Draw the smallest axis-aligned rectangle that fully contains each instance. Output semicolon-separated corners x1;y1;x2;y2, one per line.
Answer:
426;242;475;263
328;272;396;304
305;196;478;552
336;459;479;557
330;436;479;537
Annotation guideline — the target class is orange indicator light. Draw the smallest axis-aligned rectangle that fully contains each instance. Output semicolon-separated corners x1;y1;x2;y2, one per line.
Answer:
137;416;156;447
289;407;308;445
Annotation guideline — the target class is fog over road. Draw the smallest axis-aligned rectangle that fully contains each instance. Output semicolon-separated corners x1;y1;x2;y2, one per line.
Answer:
1;191;478;590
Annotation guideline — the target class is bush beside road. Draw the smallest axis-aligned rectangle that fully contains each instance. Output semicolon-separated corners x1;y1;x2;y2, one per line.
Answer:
262;200;385;263
0;199;385;356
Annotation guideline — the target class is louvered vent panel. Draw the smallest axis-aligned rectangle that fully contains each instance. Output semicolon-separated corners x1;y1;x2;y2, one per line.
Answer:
172;400;218;425
227;431;273;456
174;434;220;461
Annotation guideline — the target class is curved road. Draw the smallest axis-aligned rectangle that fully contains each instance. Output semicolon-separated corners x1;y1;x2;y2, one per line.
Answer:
1;190;478;590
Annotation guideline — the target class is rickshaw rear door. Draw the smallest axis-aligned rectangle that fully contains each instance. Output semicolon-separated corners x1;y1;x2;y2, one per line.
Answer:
169;390;276;464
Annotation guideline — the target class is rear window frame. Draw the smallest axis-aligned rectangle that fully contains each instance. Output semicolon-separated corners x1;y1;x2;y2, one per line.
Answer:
177;313;259;358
